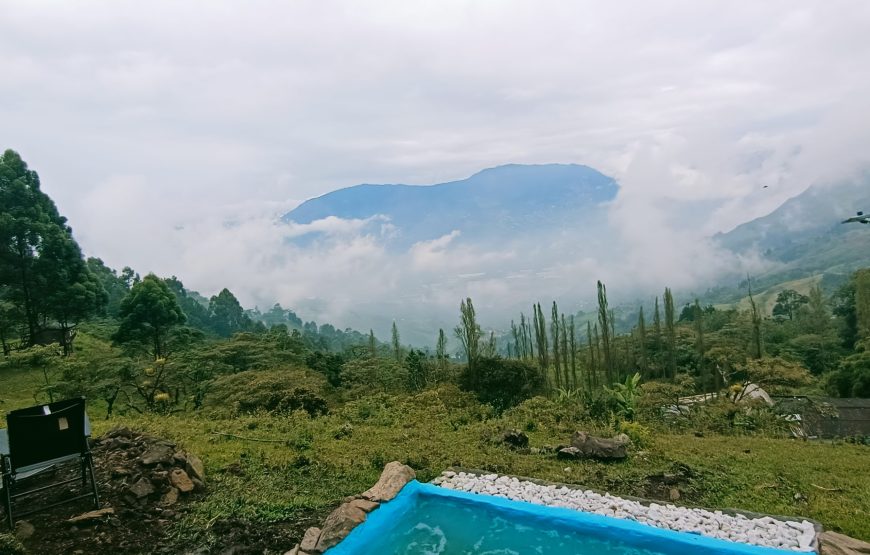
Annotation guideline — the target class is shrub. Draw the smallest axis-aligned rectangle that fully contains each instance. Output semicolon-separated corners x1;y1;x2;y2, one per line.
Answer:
459;357;545;412
234;387;328;417
617;420;653;448
209;368;330;417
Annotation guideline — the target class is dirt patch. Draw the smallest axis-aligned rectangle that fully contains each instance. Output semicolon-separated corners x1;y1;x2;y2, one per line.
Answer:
7;428;309;554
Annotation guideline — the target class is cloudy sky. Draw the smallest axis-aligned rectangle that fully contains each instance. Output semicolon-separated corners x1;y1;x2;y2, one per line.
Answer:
3;1;870;337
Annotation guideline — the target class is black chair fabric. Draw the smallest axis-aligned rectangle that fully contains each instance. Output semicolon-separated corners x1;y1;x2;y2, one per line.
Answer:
2;397;99;529
7;397;88;470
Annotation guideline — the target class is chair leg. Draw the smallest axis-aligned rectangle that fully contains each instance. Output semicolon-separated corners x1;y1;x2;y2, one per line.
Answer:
2;473;12;531
86;454;100;509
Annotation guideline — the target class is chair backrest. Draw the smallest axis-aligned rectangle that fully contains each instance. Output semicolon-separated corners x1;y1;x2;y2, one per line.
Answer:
6;397;88;470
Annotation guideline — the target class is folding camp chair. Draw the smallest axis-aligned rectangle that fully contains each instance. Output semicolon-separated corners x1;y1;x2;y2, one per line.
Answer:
0;396;100;529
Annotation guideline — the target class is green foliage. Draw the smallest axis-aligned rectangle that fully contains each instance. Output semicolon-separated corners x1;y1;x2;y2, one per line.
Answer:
341;355;405;394
208;288;252;337
772;289;809;321
208;368;330;417
459;356;545;411
0;149;107;353
826;342;870;398
306;351;345;386
454;297;482;370
616;420;653;448
604;372;643;421
113;274;186;358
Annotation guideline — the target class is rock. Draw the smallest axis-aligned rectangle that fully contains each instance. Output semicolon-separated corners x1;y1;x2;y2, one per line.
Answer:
360;461;416;502
191;477;205;491
160;487;180;506
139;444;175;466
14;520;35;541
284;547;300;555
314;502;368;552
499;429;529;449
569;431;628;460
106;426;133;439
348;498;379;513
170;468;195;493
129;477;155;498
67;508;115;524
299;527;321;551
669;488;681;501
819;531;870;555
185;453;206;483
111;466;131;478
557;447;582;460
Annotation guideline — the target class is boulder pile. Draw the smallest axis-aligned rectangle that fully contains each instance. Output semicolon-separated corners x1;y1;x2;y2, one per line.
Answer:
94;427;206;510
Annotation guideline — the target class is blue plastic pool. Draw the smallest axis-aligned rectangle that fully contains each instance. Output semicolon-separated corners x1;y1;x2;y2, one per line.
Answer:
325;481;804;555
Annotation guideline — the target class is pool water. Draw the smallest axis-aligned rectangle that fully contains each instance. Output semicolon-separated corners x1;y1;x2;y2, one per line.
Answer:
363;494;670;555
325;482;798;555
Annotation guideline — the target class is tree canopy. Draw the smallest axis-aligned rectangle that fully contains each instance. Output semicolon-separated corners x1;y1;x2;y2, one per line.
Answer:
0;149;106;353
113;274;186;359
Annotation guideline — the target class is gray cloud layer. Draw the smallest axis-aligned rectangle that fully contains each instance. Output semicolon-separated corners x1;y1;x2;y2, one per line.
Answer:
2;1;869;337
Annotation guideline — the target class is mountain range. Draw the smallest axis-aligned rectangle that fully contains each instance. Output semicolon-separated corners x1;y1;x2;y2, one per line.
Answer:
715;174;870;292
284;164;618;248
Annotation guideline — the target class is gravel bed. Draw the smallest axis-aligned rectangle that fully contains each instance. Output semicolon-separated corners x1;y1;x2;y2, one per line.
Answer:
431;471;817;552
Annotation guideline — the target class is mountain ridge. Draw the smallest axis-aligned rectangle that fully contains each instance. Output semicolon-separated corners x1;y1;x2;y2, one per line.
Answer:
283;163;619;247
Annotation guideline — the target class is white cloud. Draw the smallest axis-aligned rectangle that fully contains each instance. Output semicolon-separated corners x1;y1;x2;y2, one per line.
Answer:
2;0;869;338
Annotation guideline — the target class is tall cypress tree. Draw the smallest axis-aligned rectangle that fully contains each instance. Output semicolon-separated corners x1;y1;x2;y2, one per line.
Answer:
391;321;402;362
551;301;562;389
693;300;708;394
664;288;677;381
597;281;614;384
637;306;648;378
747;278;763;359
561;313;571;389
586;320;596;392
455;297;482;375
435;328;448;372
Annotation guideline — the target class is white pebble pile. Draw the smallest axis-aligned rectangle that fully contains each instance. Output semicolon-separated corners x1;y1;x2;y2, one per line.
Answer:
432;471;817;552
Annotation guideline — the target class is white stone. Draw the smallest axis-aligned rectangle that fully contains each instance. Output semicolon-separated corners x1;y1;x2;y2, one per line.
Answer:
434;472;817;552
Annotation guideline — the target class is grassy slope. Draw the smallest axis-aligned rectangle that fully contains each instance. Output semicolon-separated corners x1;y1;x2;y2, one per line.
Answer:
2;368;868;546
714;274;824;315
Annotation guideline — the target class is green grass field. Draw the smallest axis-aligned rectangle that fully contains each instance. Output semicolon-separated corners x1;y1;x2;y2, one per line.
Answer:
2;366;868;548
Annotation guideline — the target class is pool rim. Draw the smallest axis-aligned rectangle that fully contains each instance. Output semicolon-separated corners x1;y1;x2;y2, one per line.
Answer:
323;480;816;555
